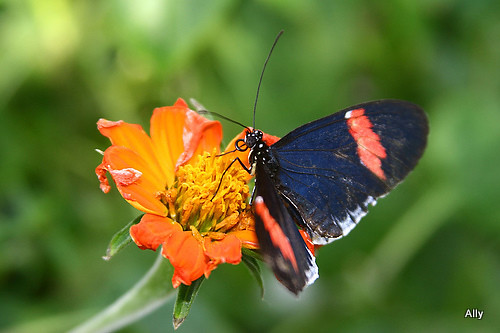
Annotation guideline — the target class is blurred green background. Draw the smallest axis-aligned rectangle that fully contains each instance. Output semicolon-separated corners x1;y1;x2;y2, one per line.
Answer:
1;0;499;332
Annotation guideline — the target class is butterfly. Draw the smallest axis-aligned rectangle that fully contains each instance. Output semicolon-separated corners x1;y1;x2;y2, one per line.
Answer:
234;99;428;294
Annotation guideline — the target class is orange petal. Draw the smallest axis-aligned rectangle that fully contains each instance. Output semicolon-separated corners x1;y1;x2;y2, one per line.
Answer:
263;132;280;146
204;234;242;276
150;98;189;187
229;230;259;250
96;161;111;193
130;214;182;250
101;145;168;215
162;230;208;288
176;108;223;168
224;130;251;169
97;119;167;187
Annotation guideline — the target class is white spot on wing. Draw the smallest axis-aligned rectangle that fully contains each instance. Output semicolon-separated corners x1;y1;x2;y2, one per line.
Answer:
305;249;319;287
311;196;377;245
312;234;336;245
344;110;353;119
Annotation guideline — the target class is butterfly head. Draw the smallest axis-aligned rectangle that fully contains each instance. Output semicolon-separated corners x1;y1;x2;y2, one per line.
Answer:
244;129;263;149
235;128;264;152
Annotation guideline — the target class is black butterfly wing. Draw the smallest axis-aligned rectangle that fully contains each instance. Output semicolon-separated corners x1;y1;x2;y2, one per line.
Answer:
270;100;428;244
253;161;318;294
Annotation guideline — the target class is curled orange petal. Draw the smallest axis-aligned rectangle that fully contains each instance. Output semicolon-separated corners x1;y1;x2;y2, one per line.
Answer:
204;234;242;276
97;119;166;186
130;214;181;251
100;146;168;216
229;230;259;250
176;108;223;168
162;231;208;288
96;161;111;193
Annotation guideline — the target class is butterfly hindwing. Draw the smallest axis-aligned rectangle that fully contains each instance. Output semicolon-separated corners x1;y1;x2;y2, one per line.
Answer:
253;162;318;294
269;100;428;244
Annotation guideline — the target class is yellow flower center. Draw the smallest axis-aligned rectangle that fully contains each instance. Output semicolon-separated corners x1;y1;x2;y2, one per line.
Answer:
158;149;254;238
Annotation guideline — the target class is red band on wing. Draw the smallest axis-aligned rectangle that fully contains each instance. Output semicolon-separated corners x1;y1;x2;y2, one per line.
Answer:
346;108;387;180
254;197;299;272
299;229;315;256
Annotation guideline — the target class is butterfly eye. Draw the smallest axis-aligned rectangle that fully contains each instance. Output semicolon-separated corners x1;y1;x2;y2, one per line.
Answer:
235;138;248;152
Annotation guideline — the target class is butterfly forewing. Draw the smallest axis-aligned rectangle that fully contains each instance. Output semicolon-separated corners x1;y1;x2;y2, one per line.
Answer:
269;100;428;244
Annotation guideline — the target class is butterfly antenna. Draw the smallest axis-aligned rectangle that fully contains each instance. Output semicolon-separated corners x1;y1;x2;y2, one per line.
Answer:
253;30;284;130
191;98;249;130
198;109;249;130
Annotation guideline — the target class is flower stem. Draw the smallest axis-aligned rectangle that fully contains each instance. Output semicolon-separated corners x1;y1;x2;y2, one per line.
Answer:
70;252;175;333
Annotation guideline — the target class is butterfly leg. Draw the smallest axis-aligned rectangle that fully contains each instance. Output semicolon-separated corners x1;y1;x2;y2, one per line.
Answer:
211;157;253;201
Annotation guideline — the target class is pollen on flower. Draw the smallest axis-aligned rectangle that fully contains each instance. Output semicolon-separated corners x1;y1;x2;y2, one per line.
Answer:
156;188;177;219
167;149;255;243
215;213;239;232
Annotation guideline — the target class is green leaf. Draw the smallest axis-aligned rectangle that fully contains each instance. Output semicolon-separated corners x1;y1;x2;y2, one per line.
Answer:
102;214;143;261
70;252;175;333
172;277;204;329
241;248;264;298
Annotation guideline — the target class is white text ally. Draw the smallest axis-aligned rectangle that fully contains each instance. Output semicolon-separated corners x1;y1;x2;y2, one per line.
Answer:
464;308;483;320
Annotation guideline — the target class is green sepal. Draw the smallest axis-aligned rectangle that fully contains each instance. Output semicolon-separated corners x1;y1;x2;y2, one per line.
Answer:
241;247;262;261
102;214;143;260
241;248;264;298
172;276;204;329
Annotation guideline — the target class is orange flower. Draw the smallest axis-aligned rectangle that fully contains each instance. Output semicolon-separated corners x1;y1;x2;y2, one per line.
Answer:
96;98;259;288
